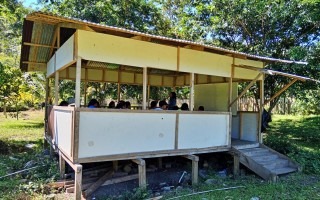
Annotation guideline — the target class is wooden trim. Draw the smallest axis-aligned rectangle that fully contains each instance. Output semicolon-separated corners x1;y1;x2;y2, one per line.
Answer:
263;79;298;106
229;73;263;107
142;67;148;110
75;57;82;107
174;113;179;149
177;46;180;71
22;61;46;66
54;71;59;105
49;25;58;57
77;145;230;163
189;73;194;110
74;30;78;60
59;151;66;179
24;42;57;48
259;76;264;143
73;111;80;162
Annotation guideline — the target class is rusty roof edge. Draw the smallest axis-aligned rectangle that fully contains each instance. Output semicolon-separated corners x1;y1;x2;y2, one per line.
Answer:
25;12;308;65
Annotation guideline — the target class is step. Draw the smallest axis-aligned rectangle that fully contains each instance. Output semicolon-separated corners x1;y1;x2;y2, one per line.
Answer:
233;143;260;150
250;154;279;162
259;158;289;170
239;148;270;156
270;167;297;175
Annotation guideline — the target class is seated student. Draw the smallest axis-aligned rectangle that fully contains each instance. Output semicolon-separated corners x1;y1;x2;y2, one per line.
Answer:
125;101;131;109
159;100;168;110
198;106;204;111
181;103;189;111
116;100;125;109
59;100;68;106
150;100;158;109
108;101;115;108
88;99;99;108
172;105;179;110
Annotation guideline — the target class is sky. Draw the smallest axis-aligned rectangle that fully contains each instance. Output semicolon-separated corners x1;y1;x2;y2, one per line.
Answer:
21;0;40;9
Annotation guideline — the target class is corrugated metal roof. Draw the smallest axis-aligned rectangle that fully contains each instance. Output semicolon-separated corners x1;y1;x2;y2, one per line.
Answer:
20;11;308;71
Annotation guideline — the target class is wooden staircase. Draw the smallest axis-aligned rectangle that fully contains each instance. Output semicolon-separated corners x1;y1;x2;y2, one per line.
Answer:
232;143;300;181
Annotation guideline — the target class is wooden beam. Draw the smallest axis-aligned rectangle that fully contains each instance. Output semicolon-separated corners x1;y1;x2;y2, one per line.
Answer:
24;42;57;49
131;35;151;41
74;164;83;200
143;67;148;110
182;155;199;185
59;151;65;179
189;73;195;111
49;26;59;57
22;61;46;66
259;74;265;143
84;170;114;198
184;45;204;51
233;153;240;179
263;79;298;106
58;22;94;31
229;73;263;107
54;71;59;105
132;159;146;187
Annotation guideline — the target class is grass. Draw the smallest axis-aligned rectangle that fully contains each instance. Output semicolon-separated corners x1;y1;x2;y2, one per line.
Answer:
0;110;59;200
1;112;320;199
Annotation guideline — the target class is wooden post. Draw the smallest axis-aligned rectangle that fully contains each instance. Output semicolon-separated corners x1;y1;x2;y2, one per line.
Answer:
75;57;82;107
54;71;59;105
259;76;264;143
132;159;146;187
183;155;199;185
113;161;118;172
189;73;194;111
74;164;83;200
143;67;148;110
233;153;240;179
59;151;65;179
44;78;50;149
117;83;121;102
158;157;163;169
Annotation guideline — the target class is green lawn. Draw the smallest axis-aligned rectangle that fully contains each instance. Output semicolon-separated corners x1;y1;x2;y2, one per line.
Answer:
1;112;320;199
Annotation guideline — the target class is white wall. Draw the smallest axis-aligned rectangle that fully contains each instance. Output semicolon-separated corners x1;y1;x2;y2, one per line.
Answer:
240;112;259;141
194;83;237;114
55;110;73;157
178;113;229;149
55;35;74;71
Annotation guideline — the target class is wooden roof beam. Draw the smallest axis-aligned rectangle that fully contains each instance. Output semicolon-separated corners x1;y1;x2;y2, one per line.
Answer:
23;61;47;66
58;22;95;32
24;42;57;49
184;45;204;51
131;35;151;42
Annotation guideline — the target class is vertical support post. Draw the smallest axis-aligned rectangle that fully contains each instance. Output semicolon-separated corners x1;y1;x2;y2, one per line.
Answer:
84;82;87;106
44;78;50;149
183;155;199;185
132;159;146;187
117;83;121;102
259;75;265;143
143;67;148;110
158;157;163;169
233;153;240;179
189;73;194;111
74;164;83;200
59;151;65;179
113;161;118;172
54;71;59;105
147;85;150;108
75;57;82;107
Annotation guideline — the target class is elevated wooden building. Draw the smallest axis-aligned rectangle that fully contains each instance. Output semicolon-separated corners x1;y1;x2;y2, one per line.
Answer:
20;12;313;199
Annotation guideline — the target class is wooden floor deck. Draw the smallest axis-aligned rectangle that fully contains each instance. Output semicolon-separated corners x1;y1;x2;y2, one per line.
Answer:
231;139;259;149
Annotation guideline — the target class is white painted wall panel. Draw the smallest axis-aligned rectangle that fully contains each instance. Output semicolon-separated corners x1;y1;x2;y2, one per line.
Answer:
180;48;232;76
178;114;229;149
234;58;263;80
78;112;176;158
56;35;74;71
47;54;55;77
77;30;177;71
240;112;258;141
55;110;73;157
194;83;237;114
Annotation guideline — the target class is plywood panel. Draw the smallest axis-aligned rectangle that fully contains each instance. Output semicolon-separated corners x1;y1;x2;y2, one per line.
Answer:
78;112;176;158
105;70;118;82
55;110;73;157
135;74;143;84
178;114;229;149
180;48;232;76
194;83;237;114
78;30;177;71
149;75;162;86
240;112;258;141
68;67;85;79
163;76;174;87
175;75;185;86
121;72;134;84
47;54;55;77
88;69;103;81
56;35;74;71
234;58;263;80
